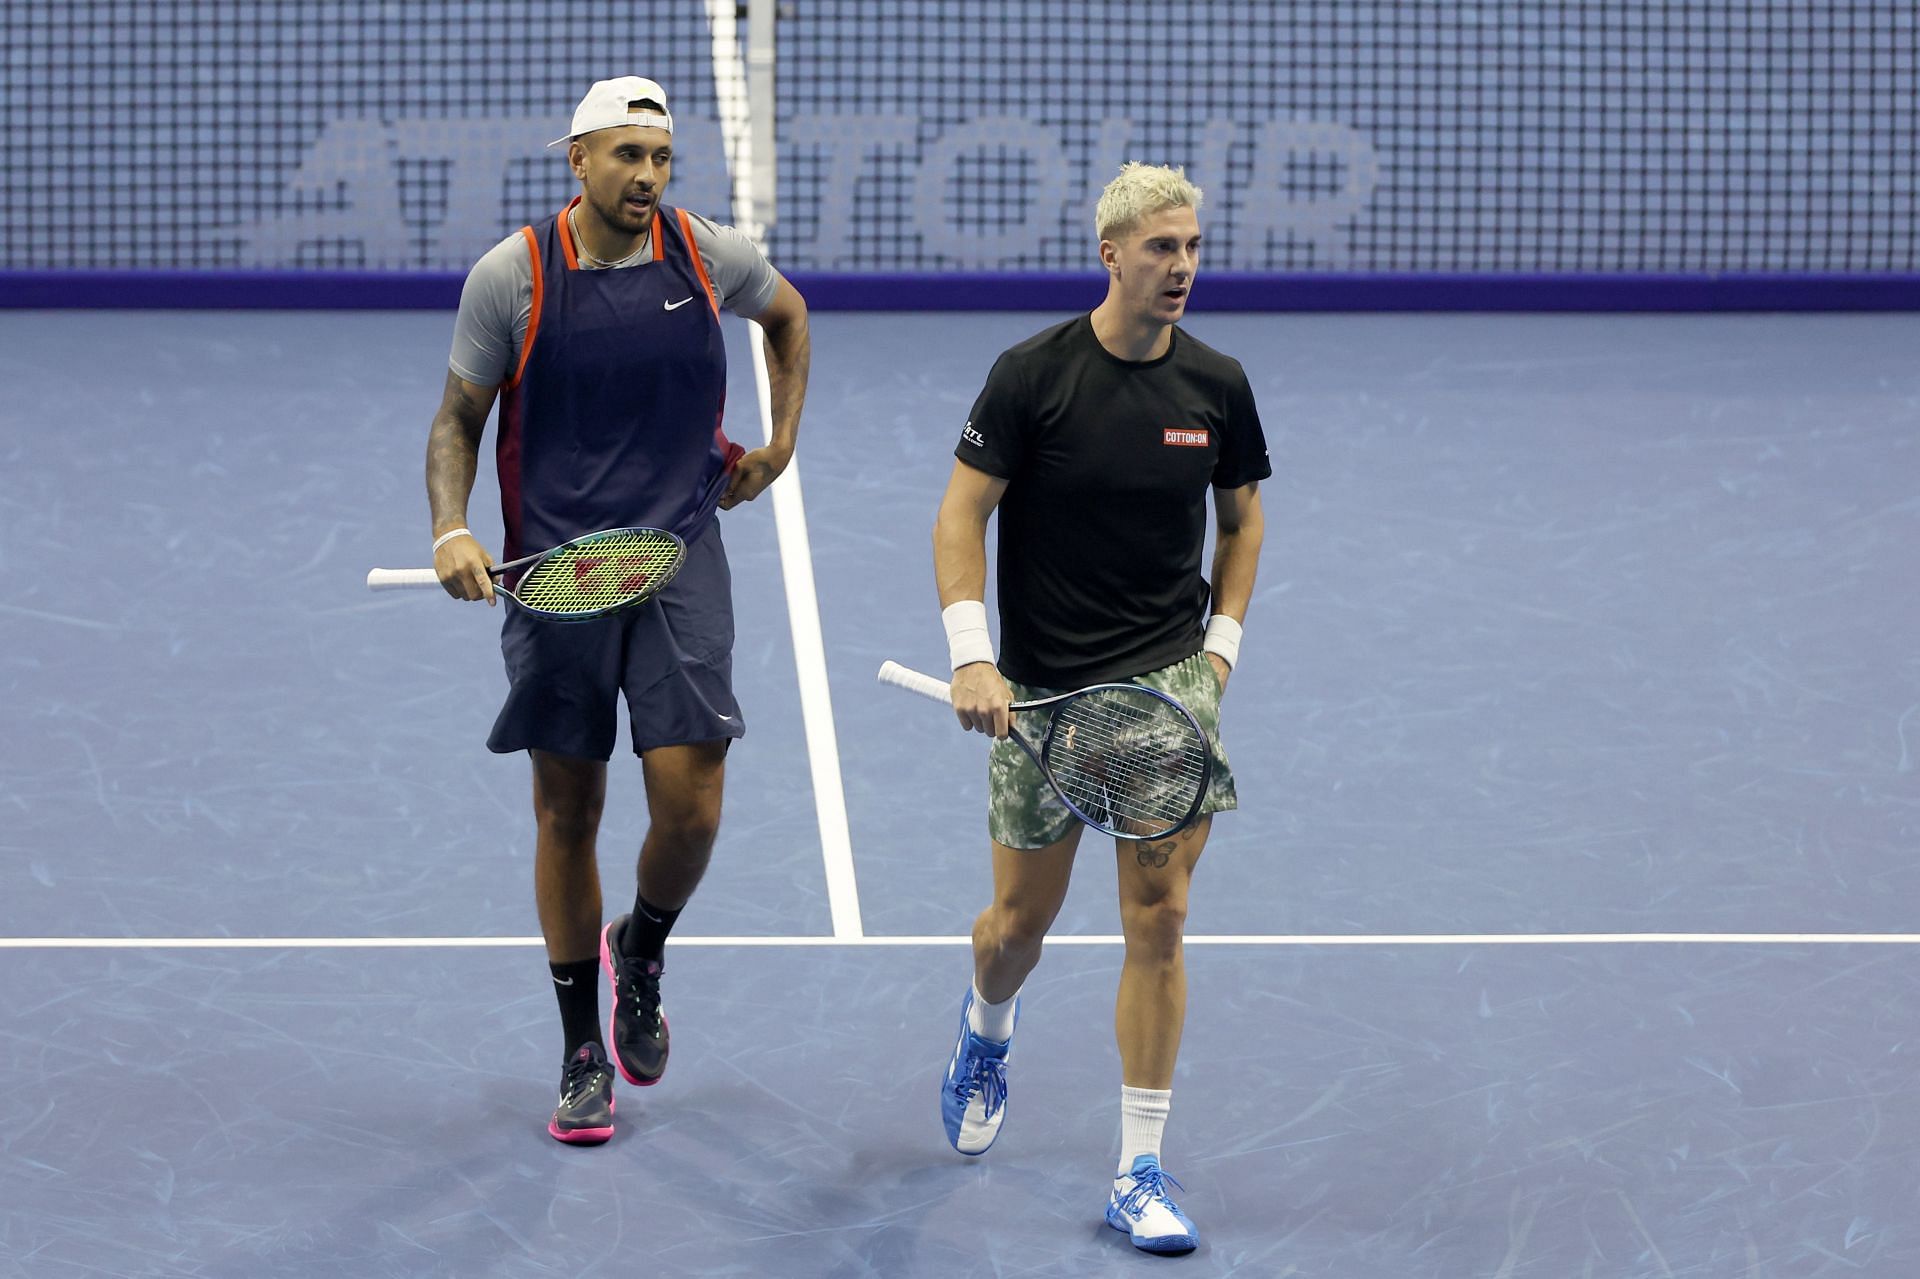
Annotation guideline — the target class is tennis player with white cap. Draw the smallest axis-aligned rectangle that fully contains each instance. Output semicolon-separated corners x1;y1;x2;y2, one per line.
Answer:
420;76;811;1144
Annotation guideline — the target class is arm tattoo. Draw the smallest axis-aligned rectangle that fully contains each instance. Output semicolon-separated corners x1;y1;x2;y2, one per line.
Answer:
426;373;492;532
760;313;811;452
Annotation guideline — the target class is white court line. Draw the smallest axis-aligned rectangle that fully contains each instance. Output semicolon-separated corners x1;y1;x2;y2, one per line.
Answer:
706;0;863;939
5;934;1920;949
748;333;862;939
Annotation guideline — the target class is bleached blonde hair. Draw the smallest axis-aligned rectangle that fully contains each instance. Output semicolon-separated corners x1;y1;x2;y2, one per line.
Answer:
1094;162;1205;242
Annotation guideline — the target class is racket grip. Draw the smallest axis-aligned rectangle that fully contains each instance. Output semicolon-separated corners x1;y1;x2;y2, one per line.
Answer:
876;660;954;703
366;568;443;590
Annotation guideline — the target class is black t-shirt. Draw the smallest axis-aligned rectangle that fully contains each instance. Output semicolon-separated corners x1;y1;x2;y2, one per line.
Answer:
956;314;1272;688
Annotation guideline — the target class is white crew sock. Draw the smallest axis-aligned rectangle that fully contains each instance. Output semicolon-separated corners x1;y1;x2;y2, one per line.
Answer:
967;982;1019;1042
1119;1085;1173;1175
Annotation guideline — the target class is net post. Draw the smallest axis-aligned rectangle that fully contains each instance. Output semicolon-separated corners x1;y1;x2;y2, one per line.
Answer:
747;0;778;243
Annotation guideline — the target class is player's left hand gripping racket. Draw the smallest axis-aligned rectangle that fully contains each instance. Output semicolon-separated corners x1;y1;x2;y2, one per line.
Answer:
877;660;1213;841
367;526;685;622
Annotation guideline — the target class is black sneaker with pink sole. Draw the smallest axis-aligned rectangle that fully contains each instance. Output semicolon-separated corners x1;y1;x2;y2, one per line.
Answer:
600;915;670;1086
548;1041;616;1145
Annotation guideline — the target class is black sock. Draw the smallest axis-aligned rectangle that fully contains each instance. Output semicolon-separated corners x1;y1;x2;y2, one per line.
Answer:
623;894;683;964
549;958;601;1057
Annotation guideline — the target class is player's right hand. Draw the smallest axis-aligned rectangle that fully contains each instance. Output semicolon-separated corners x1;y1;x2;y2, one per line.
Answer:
434;532;496;605
951;661;1013;738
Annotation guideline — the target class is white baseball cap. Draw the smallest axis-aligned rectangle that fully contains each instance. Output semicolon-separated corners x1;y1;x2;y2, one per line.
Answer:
547;77;673;148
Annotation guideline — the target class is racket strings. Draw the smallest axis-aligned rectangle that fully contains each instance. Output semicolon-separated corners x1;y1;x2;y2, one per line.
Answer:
1040;690;1209;834
513;531;682;615
1053;755;1203;820
1052;747;1205;831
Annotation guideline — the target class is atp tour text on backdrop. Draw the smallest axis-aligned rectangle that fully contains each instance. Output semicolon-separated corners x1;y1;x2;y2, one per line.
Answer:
229;114;1379;270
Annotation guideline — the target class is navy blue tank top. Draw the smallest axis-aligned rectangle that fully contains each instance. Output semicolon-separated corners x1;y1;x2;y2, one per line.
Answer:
496;198;744;561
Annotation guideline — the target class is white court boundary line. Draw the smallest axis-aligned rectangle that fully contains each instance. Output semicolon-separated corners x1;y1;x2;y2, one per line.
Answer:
6;934;1920;949
744;335;861;939
706;1;862;939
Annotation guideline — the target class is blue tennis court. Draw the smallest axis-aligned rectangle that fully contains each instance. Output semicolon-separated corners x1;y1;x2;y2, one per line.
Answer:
3;306;1918;1276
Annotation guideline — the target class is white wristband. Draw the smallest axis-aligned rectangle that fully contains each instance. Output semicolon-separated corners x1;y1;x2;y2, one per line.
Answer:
942;599;996;670
431;527;473;554
1202;613;1243;670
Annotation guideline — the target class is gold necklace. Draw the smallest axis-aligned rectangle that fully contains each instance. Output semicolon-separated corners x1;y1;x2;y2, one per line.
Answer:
570;208;647;269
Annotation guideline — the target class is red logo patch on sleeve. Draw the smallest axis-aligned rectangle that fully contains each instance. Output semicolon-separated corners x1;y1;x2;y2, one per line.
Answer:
1163;428;1210;447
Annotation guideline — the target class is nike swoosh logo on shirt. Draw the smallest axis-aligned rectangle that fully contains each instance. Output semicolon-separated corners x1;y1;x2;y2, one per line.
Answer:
664;296;695;310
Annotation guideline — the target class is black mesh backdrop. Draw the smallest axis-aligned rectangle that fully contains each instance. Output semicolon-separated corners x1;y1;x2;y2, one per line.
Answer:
770;1;1918;274
0;0;739;270
3;2;1915;275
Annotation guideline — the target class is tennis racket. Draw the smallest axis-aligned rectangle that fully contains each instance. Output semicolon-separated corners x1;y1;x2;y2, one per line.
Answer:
877;660;1213;841
366;526;685;622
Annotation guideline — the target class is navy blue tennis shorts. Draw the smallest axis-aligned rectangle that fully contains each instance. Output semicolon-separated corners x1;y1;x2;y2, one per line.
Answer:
486;519;744;760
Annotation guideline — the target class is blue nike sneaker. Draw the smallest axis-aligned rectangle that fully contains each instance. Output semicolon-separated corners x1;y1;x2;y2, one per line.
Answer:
939;989;1017;1156
1106;1154;1198;1254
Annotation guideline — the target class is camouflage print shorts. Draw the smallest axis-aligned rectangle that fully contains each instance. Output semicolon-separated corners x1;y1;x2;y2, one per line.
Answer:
988;651;1239;850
